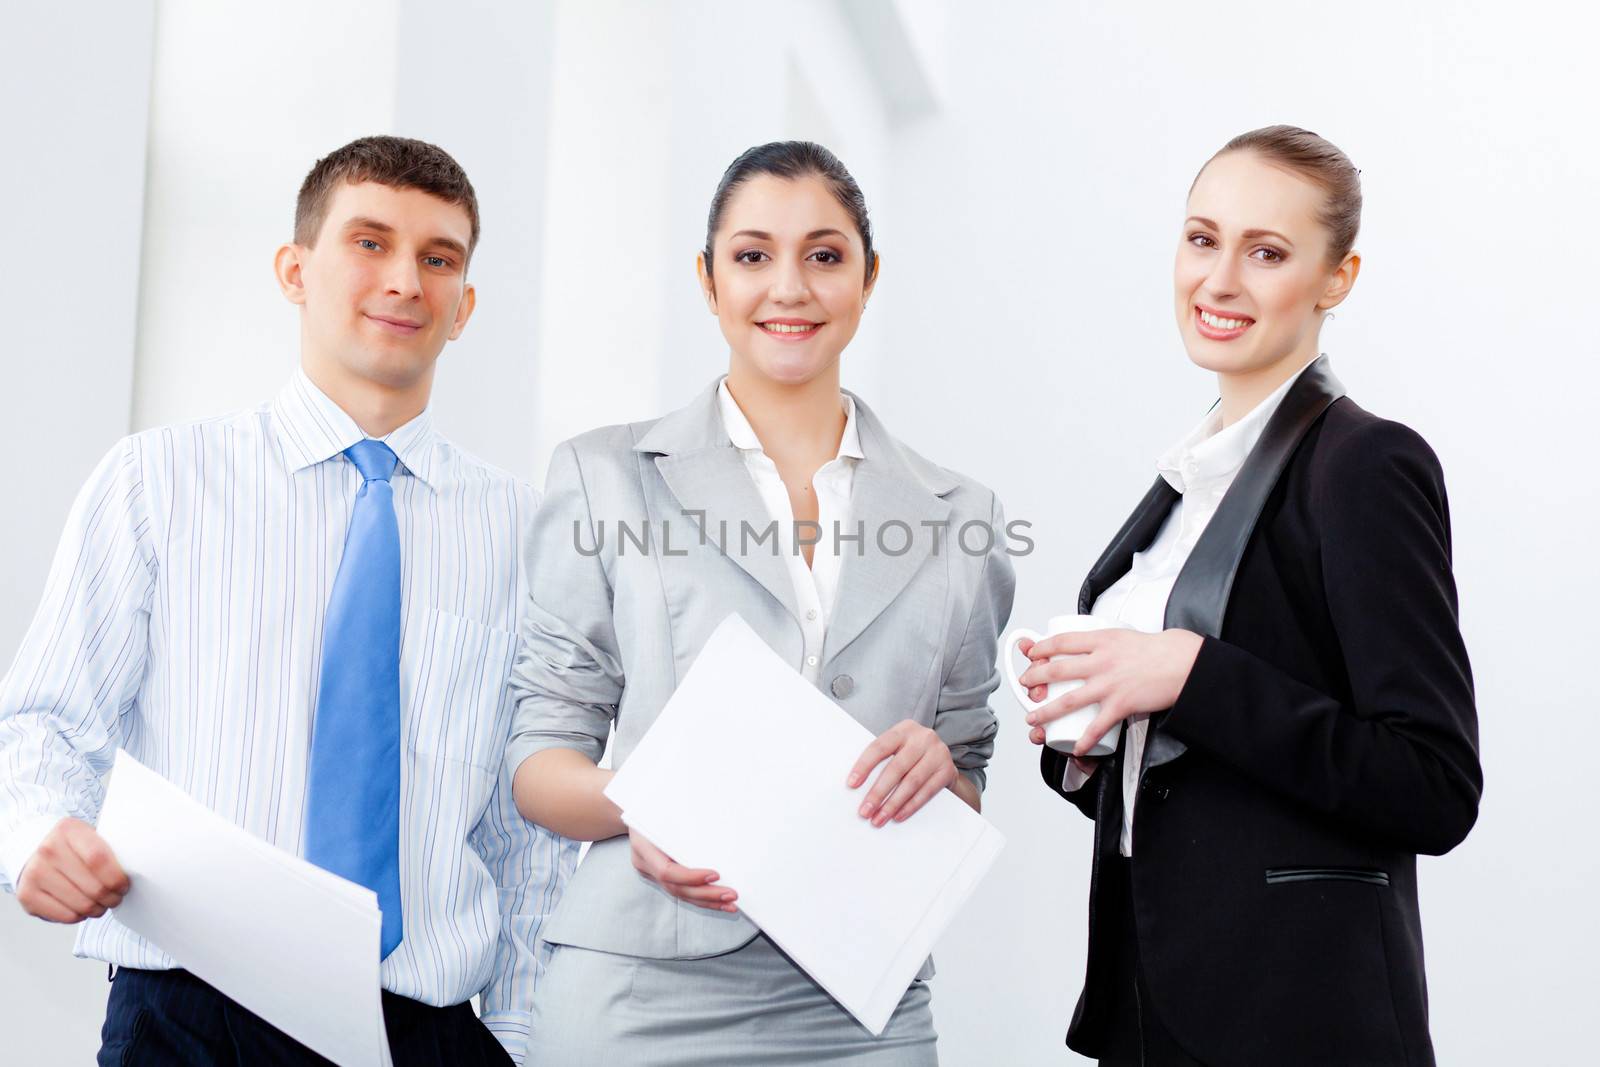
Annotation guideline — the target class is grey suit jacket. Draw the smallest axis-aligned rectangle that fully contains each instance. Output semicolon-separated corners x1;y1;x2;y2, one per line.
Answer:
506;379;1016;960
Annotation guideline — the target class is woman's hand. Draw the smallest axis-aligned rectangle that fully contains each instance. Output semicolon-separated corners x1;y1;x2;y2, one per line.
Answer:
1018;628;1205;757
1016;635;1059;747
1017;637;1101;783
628;829;738;913
847;720;958;826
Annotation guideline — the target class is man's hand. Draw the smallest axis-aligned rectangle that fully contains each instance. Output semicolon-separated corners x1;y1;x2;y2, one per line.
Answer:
16;817;129;923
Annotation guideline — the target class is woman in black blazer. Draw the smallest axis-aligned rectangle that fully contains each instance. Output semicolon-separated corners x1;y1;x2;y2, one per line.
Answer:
1019;126;1482;1066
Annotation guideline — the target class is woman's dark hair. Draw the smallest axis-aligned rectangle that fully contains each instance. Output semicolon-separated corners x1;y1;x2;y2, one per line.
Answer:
1193;125;1362;267
703;141;876;282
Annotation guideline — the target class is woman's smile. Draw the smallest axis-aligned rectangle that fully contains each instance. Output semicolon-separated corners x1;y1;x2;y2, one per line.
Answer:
757;317;824;340
1193;303;1255;341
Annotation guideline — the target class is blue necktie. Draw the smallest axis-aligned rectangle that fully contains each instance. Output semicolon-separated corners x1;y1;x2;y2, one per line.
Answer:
305;440;403;958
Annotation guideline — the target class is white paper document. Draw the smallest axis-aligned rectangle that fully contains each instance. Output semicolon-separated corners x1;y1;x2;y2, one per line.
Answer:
97;750;392;1067
604;613;1005;1035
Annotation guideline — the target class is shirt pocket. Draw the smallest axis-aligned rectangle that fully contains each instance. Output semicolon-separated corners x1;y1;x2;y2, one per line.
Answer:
407;607;517;773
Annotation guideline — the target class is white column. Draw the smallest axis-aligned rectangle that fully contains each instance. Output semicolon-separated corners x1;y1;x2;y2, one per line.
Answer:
0;6;157;1060
131;0;399;430
531;0;678;471
394;0;557;484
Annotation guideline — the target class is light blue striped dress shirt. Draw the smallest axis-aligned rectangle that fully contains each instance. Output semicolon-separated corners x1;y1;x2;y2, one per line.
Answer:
0;369;577;1061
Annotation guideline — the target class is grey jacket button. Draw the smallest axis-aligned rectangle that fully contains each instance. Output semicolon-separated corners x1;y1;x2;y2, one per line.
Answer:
830;675;855;698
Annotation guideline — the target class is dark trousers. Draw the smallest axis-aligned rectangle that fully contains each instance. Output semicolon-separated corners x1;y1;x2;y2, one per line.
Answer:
98;968;514;1067
1099;856;1208;1067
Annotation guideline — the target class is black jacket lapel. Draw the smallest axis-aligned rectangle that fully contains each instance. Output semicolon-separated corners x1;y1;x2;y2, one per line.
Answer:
1144;355;1347;771
1078;479;1181;613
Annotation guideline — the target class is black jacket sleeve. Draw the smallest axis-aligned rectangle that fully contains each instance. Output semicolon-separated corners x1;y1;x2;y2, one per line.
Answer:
1160;419;1482;855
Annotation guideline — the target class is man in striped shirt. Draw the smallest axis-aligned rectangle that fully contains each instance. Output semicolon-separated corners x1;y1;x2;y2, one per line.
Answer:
0;136;575;1065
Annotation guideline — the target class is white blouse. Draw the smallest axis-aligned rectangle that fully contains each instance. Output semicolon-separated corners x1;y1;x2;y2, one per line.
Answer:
1077;360;1313;856
716;378;862;685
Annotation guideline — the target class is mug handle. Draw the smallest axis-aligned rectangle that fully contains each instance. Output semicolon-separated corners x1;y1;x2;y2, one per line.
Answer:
1001;628;1045;711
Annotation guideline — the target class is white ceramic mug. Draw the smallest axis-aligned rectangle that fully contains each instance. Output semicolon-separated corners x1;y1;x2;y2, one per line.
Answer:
1002;614;1129;757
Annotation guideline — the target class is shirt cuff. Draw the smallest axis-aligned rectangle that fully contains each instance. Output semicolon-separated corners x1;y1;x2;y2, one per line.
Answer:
1059;757;1096;793
0;812;68;892
481;1011;530;1065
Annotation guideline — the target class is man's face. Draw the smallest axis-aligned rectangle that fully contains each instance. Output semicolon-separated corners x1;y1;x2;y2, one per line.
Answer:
281;180;475;391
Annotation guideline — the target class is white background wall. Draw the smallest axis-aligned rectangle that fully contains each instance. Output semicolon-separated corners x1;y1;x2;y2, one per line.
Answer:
881;4;1600;1063
2;2;1596;1063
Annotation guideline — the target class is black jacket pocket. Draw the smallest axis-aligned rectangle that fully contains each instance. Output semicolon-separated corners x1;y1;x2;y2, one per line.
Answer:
1265;866;1390;887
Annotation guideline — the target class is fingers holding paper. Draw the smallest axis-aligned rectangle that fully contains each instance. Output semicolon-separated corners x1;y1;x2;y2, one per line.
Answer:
847;720;958;826
628;828;739;913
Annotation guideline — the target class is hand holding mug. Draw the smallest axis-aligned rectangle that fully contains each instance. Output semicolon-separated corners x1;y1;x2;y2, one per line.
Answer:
1014;624;1205;757
1016;636;1099;783
1003;616;1134;757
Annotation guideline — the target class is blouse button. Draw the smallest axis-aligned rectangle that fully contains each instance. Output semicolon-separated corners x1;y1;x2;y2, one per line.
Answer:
806;655;819;667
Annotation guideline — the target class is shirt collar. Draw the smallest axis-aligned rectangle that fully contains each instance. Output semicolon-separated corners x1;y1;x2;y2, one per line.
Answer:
1157;359;1314;493
270;368;440;489
715;376;864;461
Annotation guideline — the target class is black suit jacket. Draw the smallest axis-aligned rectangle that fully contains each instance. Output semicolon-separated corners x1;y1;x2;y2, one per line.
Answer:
1041;358;1482;1066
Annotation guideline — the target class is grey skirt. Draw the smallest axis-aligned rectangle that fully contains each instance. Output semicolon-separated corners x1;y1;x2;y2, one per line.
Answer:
531;934;938;1065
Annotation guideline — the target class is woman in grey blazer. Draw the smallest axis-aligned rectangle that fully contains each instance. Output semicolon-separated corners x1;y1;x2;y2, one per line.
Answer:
506;142;1016;1063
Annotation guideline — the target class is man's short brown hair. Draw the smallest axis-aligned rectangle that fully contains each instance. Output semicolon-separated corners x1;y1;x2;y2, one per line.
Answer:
294;135;480;257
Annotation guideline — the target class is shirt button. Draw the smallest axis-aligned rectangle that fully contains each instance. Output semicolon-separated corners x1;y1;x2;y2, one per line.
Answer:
806;609;818;621
806;655;819;667
831;675;855;698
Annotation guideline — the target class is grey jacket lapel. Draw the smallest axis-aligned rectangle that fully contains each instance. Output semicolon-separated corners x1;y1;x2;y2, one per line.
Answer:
822;393;956;663
1142;354;1348;772
636;381;802;623
636;381;959;657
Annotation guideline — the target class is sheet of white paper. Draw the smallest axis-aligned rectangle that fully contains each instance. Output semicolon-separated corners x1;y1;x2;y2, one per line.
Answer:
97;750;393;1067
605;614;1005;1035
